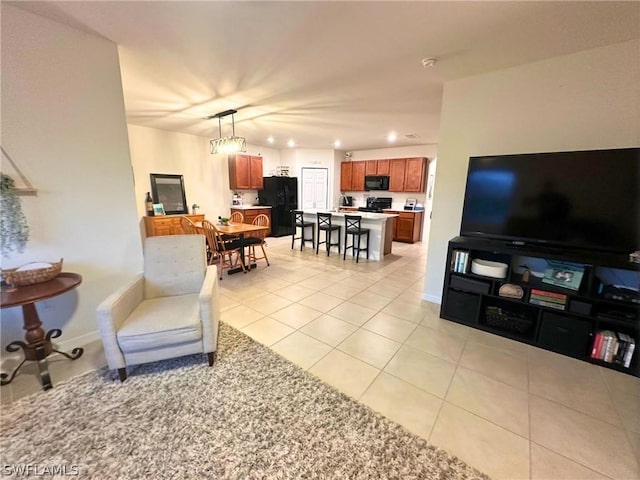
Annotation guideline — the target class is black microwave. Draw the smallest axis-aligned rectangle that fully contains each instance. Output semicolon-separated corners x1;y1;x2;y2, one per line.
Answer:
364;175;390;191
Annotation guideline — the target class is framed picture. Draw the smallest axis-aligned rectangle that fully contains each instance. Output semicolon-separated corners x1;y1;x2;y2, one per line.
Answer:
150;174;188;215
152;203;166;216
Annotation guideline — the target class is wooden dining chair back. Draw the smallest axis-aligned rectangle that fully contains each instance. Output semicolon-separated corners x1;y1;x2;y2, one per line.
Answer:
229;211;244;224
244;214;270;267
201;220;246;279
180;216;198;234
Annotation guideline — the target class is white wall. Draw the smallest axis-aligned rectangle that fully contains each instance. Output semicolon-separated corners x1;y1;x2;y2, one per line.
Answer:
128;124;281;220
423;39;640;303
1;5;142;357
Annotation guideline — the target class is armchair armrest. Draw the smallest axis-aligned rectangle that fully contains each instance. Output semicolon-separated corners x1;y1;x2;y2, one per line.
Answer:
96;274;144;370
199;265;220;353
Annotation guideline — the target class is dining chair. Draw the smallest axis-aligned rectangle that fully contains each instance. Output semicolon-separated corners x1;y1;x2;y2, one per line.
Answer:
244;214;270;267
229;211;244;224
291;210;314;250
201;220;246;279
180;216;198;234
343;215;370;263
316;212;341;256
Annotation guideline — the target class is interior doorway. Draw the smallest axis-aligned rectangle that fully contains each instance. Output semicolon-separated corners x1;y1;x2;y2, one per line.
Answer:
301;167;328;210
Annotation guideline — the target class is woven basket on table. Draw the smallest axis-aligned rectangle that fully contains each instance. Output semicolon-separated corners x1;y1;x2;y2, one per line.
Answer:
1;259;63;286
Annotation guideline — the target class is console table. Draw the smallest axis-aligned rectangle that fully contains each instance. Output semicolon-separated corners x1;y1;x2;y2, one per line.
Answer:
0;272;84;390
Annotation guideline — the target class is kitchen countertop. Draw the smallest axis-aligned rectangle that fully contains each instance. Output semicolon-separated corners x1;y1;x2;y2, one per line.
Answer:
230;205;272;209
304;209;398;220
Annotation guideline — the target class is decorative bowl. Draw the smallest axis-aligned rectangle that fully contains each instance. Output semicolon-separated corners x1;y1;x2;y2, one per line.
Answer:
1;259;63;286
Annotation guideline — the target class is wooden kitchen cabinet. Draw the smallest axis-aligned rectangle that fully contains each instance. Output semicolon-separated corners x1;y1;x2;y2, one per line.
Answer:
376;159;390;175
388;159;406;191
365;161;377;175
231;208;271;236
340;162;353;191
144;214;205;237
228;154;263;190
352;161;365;191
364;159;390;175
387;210;423;243
403;157;427;192
340;161;366;191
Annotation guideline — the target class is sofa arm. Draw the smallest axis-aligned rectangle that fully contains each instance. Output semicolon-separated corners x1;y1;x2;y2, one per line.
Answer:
96;274;144;370
199;265;220;354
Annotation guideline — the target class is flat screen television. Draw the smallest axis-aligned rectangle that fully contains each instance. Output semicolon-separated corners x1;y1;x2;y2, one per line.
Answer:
460;147;640;254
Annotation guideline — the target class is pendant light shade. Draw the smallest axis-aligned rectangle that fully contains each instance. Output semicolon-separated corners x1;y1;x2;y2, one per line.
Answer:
209;109;247;154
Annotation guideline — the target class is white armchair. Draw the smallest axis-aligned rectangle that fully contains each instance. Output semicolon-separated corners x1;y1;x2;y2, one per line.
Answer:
96;234;219;381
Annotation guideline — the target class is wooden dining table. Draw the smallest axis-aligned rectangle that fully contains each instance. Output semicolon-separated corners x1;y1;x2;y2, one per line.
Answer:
196;222;269;274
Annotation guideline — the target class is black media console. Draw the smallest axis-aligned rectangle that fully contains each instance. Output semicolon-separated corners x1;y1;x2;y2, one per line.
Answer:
440;236;640;377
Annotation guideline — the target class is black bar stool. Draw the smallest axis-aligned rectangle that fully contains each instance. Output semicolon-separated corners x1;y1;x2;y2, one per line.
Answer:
343;215;370;263
316;212;341;256
291;210;315;250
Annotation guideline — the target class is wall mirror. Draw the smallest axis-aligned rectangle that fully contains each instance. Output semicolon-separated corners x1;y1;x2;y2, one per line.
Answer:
150;173;188;215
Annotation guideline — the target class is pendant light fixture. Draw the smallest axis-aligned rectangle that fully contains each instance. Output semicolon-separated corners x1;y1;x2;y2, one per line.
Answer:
208;109;247;154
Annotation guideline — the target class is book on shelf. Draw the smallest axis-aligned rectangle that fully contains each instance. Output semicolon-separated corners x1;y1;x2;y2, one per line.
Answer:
529;298;566;310
530;289;568;301
591;330;636;367
529;288;567;309
451;250;470;274
541;260;585;291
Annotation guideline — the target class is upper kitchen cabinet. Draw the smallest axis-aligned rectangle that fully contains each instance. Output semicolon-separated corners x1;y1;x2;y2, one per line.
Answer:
388;157;427;192
340;161;366;191
376;159;390;175
228;154;263;190
388;159;407;191
364;159;390;175
403;157;427;192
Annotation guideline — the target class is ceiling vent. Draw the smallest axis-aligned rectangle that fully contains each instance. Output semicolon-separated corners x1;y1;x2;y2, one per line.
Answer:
404;133;420;139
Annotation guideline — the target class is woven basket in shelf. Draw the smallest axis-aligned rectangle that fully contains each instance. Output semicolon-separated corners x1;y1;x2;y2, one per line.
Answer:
1;259;63;286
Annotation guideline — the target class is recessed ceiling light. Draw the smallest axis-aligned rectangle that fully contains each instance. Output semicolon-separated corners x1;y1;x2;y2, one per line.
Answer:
387;132;398;142
267;136;274;144
334;140;341;148
287;139;295;148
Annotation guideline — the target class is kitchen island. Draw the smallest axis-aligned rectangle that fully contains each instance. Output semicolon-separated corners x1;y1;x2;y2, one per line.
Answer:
302;210;398;261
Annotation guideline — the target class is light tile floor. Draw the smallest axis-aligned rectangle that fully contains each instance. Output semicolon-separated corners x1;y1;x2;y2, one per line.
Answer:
2;236;639;480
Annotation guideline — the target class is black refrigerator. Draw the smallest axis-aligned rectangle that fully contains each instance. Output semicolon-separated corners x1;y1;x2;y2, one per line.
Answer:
258;176;298;237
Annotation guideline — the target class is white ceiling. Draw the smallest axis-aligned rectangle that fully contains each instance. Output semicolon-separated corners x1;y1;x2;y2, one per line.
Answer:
12;1;640;151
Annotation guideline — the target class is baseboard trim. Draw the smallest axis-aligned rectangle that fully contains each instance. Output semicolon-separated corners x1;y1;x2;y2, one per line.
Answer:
422;293;441;304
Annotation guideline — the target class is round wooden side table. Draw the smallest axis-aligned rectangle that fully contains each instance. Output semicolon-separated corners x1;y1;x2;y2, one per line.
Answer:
0;272;83;391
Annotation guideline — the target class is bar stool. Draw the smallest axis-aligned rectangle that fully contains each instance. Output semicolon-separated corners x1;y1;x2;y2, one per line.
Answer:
343;215;370;263
316;212;341;256
291;210;315;250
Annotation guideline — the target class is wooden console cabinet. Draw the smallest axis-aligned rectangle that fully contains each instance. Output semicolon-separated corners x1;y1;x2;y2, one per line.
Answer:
441;236;640;377
144;214;205;237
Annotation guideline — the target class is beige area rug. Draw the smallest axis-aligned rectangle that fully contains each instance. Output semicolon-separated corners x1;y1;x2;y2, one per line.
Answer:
0;323;489;479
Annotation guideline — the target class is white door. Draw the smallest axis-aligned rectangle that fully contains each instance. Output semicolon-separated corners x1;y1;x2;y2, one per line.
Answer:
301;167;328;209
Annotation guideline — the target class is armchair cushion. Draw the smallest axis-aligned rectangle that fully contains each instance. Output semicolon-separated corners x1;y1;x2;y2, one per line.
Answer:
116;293;202;352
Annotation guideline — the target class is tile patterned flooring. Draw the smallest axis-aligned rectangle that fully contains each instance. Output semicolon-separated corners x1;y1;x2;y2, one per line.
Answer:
2;236;639;479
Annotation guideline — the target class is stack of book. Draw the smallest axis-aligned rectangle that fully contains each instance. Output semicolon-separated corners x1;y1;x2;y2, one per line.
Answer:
528;289;567;310
451;250;470;274
591;330;636;368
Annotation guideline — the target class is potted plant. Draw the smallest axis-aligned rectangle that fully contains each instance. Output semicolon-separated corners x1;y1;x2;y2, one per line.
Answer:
0;173;29;257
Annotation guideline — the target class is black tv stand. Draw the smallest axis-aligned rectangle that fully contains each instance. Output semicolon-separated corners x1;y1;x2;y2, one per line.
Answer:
440;236;639;377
